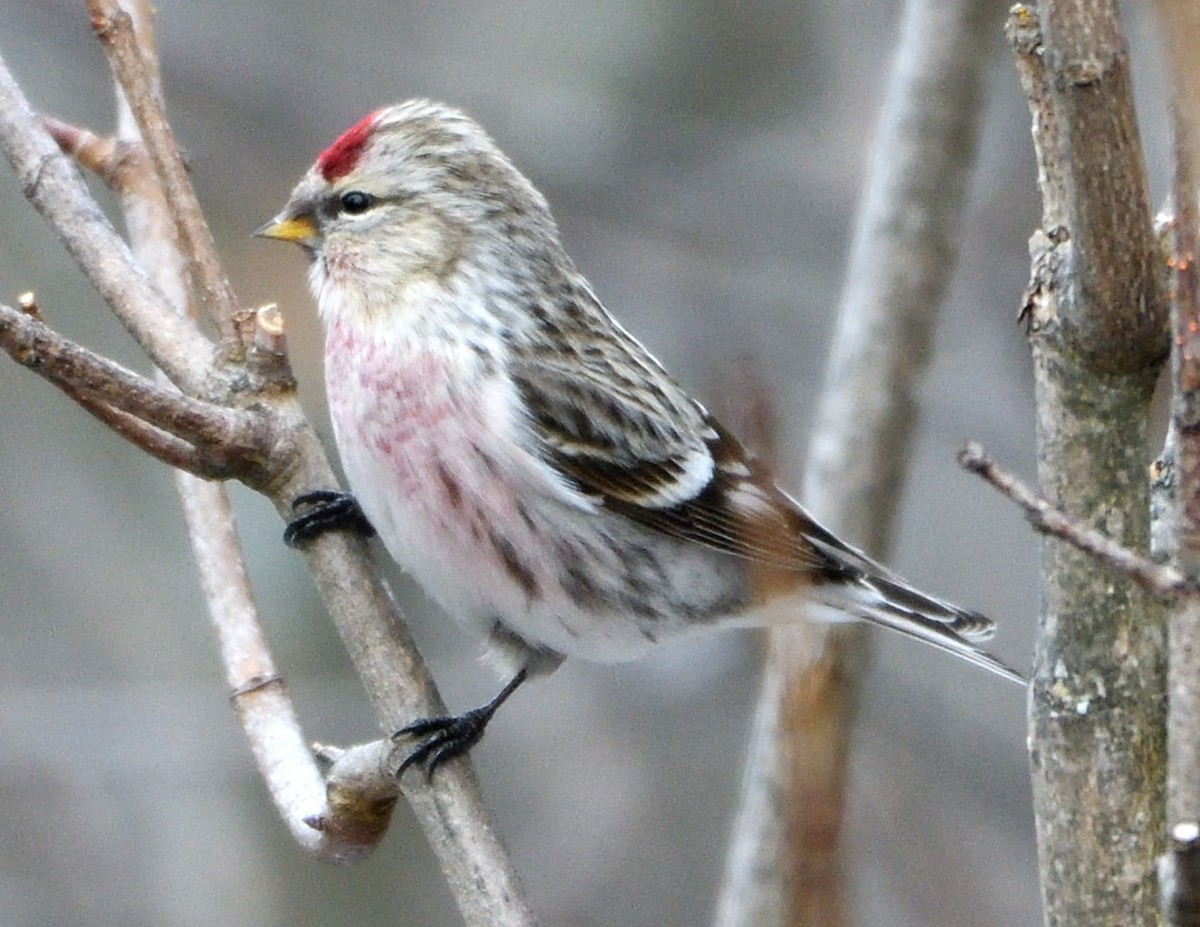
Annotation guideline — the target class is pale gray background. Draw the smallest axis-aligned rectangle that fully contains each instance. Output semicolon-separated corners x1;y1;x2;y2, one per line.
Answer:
0;2;1170;926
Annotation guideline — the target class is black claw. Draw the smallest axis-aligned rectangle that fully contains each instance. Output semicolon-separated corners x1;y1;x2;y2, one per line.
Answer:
283;490;375;547
396;708;493;780
394;669;528;781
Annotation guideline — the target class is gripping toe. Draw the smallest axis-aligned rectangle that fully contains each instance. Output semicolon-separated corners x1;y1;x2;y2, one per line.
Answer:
283;490;375;546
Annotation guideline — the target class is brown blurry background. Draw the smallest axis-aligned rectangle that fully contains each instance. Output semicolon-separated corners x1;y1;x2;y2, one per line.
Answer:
0;2;1172;925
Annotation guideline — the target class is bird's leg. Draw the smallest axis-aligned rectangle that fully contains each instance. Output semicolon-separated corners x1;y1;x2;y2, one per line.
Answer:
395;668;529;779
283;489;375;546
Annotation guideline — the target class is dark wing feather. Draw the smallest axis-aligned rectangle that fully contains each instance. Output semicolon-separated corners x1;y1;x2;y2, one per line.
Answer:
509;318;846;577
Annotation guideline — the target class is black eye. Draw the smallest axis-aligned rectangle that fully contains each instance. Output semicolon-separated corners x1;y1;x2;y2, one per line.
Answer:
338;190;374;214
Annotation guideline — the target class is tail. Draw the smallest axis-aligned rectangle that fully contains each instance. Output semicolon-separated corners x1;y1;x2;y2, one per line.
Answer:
799;517;1026;685
833;573;1025;685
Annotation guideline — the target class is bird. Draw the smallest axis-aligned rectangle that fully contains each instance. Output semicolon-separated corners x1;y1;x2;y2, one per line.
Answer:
256;99;1023;776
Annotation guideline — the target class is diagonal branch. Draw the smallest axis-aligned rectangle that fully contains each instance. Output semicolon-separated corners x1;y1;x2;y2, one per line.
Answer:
0;300;273;481
959;441;1193;598
86;0;240;340
0;51;212;393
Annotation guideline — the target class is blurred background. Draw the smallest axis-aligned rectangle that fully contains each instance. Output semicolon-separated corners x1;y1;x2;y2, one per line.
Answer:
0;2;1172;925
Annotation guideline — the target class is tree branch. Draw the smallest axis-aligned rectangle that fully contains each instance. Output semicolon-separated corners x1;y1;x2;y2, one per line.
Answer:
86;0;241;340
0;301;273;480
101;0;390;861
715;0;999;923
1011;3;1169;923
1153;0;1200;919
0;51;212;393
0;9;537;923
59;0;400;862
959;441;1193;598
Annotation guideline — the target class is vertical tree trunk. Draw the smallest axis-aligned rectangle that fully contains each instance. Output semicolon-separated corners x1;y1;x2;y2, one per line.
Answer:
1012;3;1169;924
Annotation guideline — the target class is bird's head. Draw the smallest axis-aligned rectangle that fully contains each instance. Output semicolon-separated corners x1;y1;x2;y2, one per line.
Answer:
257;100;560;320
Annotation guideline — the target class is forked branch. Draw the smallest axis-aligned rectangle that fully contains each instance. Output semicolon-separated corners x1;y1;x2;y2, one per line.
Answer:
0;301;274;481
0;5;535;923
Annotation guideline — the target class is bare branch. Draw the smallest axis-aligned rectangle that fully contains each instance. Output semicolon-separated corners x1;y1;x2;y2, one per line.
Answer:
0;301;272;480
86;0;240;340
1152;9;1200;923
716;0;999;923
183;474;401;861
959;441;1192;597
66;384;228;474
0;52;212;393
186;478;333;855
1011;3;1169;923
1154;0;1200;848
43;115;128;188
85;12;346;853
89;0;401;865
0;9;538;919
1024;1;1167;371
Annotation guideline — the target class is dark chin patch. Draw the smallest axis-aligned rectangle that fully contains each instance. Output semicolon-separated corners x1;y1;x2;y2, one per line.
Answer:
318;111;380;182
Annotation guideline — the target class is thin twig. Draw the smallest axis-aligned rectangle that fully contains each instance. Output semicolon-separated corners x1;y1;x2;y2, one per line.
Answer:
43;115;129;189
86;0;240;340
959;441;1192;597
1153;0;1200;910
65;382;227;474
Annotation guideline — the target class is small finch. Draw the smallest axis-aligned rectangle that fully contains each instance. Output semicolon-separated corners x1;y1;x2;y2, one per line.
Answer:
258;99;1023;774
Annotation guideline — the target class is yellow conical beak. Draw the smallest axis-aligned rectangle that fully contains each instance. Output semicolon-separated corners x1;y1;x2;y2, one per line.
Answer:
254;213;317;246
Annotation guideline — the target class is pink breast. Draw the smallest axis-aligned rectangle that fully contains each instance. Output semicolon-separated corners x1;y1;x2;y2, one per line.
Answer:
325;321;480;501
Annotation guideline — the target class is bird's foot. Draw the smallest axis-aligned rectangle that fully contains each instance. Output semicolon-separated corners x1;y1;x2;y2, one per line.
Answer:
395;708;496;780
283;490;375;547
394;670;527;780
